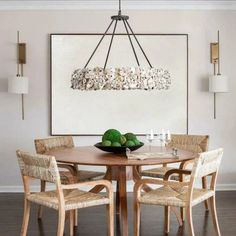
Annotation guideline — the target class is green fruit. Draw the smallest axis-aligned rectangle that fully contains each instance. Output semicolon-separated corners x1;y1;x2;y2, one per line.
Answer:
112;142;121;147
102;129;121;143
102;140;112;146
133;139;141;145
124;132;137;141
120;135;127;145
125;140;135;147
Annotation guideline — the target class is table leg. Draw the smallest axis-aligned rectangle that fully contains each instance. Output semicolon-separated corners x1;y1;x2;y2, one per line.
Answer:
119;166;128;236
89;167;112;193
116;181;120;215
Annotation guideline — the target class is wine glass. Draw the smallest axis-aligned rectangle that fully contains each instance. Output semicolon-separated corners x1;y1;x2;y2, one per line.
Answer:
159;129;165;152
159;129;171;153
165;130;171;152
146;129;155;151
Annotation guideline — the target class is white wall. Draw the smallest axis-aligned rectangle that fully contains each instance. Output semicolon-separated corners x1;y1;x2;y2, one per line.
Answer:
0;9;236;191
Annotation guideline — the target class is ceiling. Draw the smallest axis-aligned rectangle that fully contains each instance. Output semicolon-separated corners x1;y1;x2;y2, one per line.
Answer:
0;0;235;10
0;0;235;1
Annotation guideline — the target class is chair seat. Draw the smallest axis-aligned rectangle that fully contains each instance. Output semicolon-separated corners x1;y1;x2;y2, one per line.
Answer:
142;167;180;181
27;189;110;211
139;186;214;207
60;170;104;184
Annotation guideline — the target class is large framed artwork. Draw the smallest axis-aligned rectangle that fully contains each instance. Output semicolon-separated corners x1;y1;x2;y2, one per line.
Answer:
50;34;188;136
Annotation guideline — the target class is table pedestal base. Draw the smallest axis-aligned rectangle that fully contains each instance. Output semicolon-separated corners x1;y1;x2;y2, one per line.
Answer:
90;166;145;236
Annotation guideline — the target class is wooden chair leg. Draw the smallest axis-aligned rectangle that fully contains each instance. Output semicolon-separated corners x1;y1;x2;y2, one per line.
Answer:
116;181;120;215
57;209;65;236
21;199;31;236
134;201;140;236
107;202;114;236
170;206;183;226
74;209;78;227
209;196;221;236
69;210;74;236
185;206;194;236
164;206;170;233
180;207;185;221
202;176;209;211
38;180;46;219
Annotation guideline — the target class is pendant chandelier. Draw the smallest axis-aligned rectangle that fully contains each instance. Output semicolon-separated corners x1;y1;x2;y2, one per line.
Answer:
71;0;171;91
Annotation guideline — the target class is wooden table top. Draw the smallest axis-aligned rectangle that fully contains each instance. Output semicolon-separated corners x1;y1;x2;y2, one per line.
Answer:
46;145;197;166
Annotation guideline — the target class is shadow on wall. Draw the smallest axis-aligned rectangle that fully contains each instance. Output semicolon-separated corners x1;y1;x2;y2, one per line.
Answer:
0;78;8;92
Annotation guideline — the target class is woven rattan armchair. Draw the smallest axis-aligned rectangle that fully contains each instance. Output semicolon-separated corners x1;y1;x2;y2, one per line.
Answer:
142;134;210;214
34;136;105;222
34;136;104;184
16;150;114;236
134;148;223;236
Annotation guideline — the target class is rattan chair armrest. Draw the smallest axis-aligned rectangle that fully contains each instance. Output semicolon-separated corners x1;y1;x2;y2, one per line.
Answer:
179;159;195;169
164;169;192;181
57;163;77;176
62;180;111;188
134;178;189;198
58;163;74;168
62;180;113;198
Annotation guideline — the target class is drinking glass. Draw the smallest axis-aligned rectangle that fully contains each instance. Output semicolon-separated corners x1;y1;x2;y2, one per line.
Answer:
146;130;155;151
165;130;171;152
159;130;165;153
158;129;171;153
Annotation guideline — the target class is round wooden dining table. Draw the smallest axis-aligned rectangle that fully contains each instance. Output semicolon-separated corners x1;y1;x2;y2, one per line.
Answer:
46;145;196;236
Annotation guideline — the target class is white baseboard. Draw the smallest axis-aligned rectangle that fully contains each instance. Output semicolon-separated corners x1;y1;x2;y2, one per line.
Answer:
0;183;236;193
215;184;236;191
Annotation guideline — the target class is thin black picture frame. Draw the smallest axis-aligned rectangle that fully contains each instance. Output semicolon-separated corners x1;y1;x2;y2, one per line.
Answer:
50;33;189;136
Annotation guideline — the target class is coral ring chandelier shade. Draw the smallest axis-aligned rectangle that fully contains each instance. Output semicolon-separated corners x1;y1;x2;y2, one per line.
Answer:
71;67;171;91
71;0;171;91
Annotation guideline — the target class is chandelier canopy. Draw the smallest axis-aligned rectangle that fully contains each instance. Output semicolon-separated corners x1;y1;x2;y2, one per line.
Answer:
71;0;171;91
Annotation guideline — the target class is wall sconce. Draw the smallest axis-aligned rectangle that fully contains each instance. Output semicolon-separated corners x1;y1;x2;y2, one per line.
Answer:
209;30;228;119
8;31;28;120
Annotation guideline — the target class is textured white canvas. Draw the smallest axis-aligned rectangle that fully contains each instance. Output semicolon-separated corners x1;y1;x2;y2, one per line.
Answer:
51;34;188;135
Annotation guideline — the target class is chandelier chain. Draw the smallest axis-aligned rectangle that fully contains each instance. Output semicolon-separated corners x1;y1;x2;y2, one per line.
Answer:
84;20;114;68
83;0;153;69
125;20;153;68
104;20;118;69
122;19;140;66
119;0;121;13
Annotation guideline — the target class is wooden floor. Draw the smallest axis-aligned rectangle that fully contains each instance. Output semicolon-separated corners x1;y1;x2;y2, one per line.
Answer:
0;192;236;236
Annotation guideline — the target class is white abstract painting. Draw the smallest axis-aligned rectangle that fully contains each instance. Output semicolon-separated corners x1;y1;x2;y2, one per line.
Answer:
51;34;188;135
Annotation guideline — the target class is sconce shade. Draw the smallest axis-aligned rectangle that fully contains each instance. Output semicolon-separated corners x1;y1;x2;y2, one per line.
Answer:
209;75;228;93
8;76;28;94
